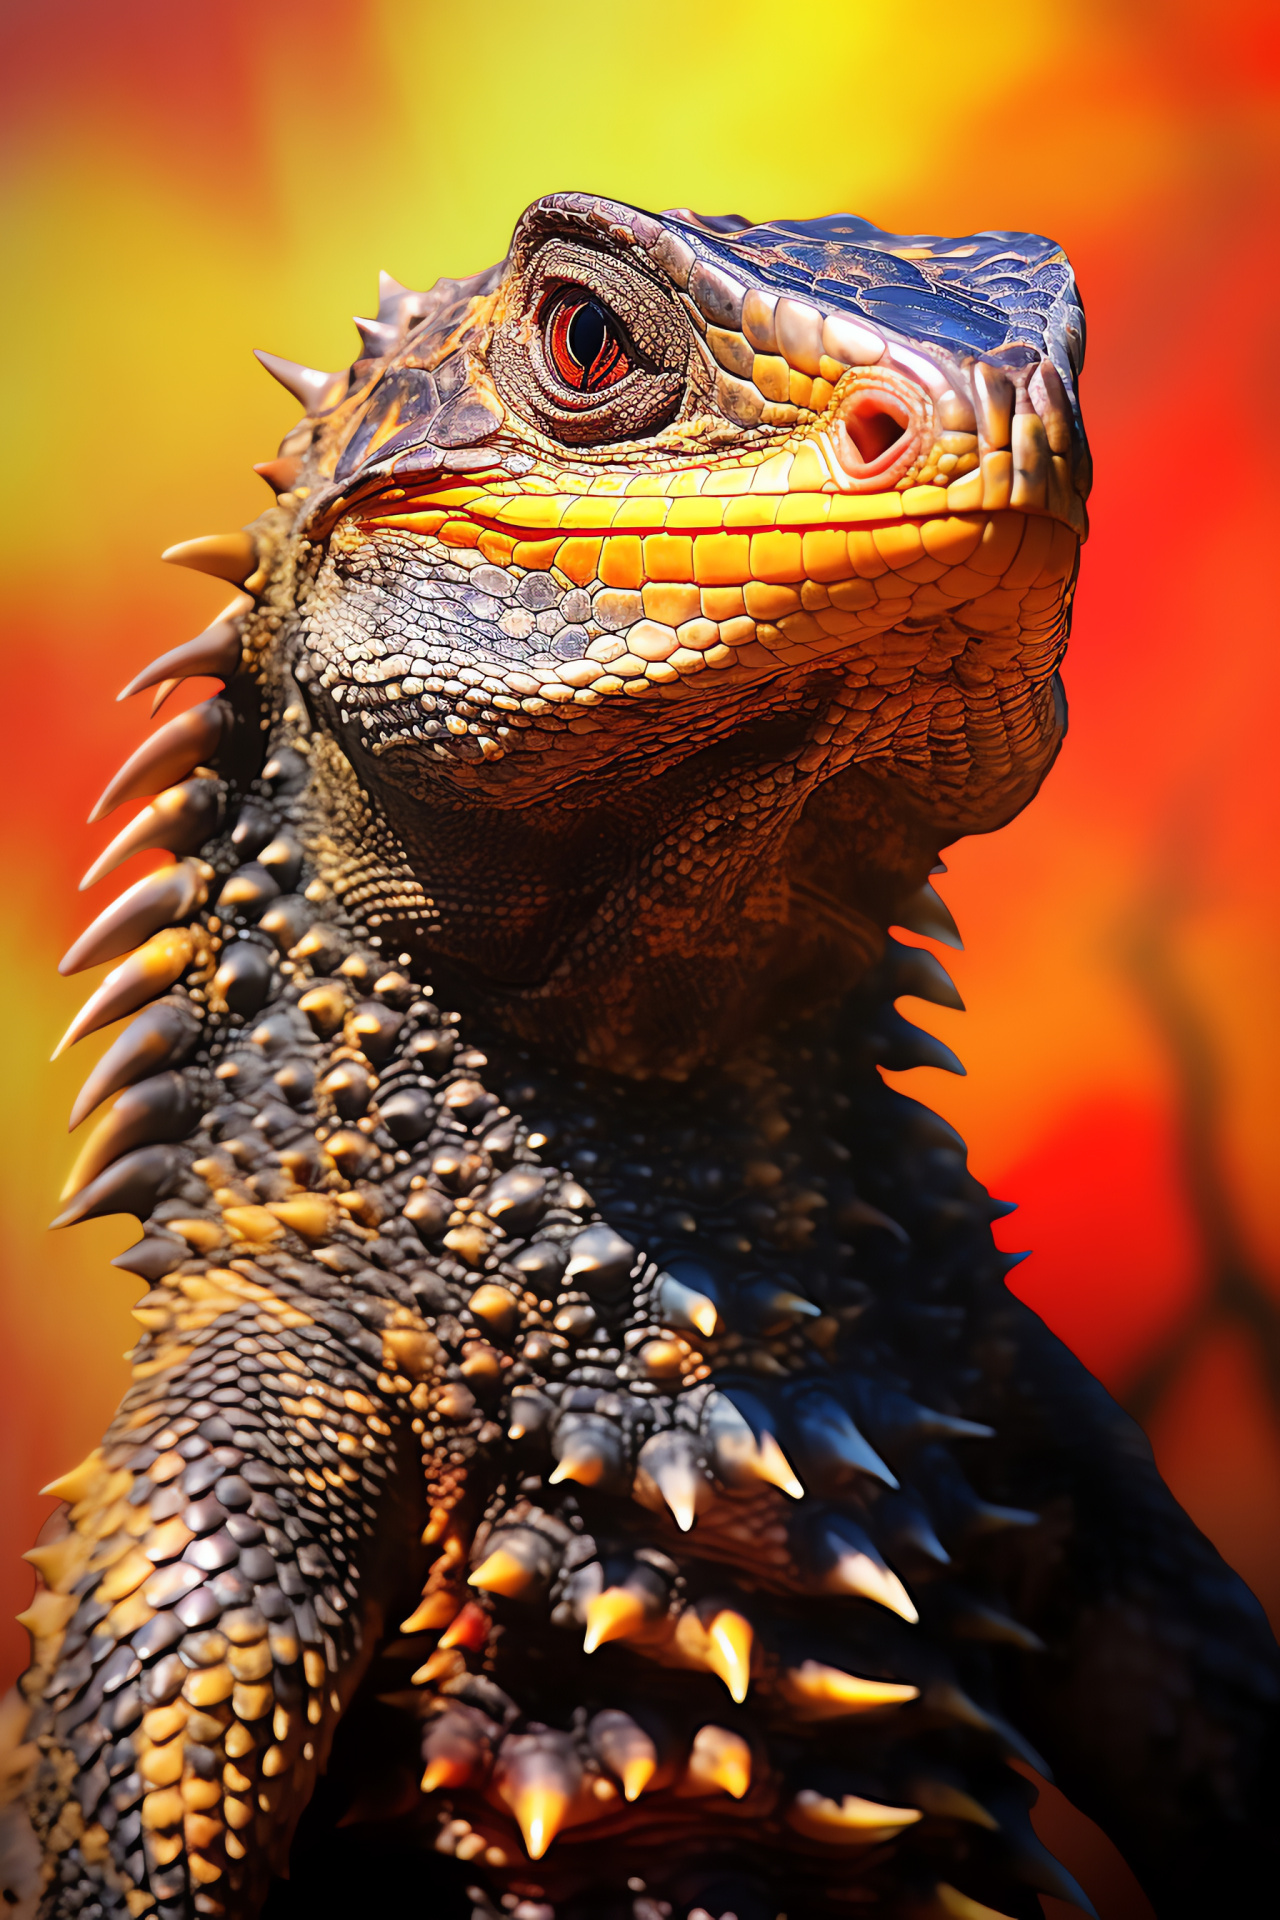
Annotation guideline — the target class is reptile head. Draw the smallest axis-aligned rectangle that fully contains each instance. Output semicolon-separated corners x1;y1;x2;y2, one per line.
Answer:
255;194;1089;1073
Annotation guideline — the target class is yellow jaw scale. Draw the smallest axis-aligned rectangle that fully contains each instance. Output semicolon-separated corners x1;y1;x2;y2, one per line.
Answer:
356;435;1078;709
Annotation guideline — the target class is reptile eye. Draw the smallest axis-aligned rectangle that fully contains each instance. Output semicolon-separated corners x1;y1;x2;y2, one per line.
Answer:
545;294;630;393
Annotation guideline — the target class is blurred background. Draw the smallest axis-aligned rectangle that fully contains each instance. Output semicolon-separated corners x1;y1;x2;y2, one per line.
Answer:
1;3;1276;1913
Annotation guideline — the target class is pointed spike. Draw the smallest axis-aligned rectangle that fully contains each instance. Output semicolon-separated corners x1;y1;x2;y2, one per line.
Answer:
68;999;199;1132
878;1008;966;1077
496;1737;583;1860
877;1493;951;1567
511;1781;567;1860
654;1456;703;1533
634;1430;710;1533
1001;1822;1099;1915
588;1710;657;1803
354;316;400;358
907;1406;996;1445
16;1591;78;1640
118;604;247;703
49;1142;185;1230
814;1518;918;1623
22;1538;90;1590
706;1390;804;1499
253;457;301;494
892;881;963;949
782;1659;919;1715
947;1596;1045;1653
743;1282;823;1333
620;1753;656;1801
685;1725;751;1799
924;1683;1051;1777
420;1755;472;1795
841;1195;911;1243
52;928;197;1059
786;1789;921;1843
40;1452;103;1505
398;1591;459;1633
60;1071;198;1204
412;1648;465;1686
80;779;222;891
655;1270;720;1337
583;1587;648;1655
996;1249;1031;1273
253;350;348;415
111;1231;188;1280
468;1549;536;1598
887;937;966;1011
706;1609;753;1704
161;532;259;587
438;1601;489;1652
969;1497;1040;1536
790;1390;898;1491
60;862;207;977
549;1424;622;1489
756;1431;805;1499
377;269;412;319
88;700;230;824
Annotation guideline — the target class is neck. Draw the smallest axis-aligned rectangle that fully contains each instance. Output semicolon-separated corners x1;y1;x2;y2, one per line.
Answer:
314;720;944;1079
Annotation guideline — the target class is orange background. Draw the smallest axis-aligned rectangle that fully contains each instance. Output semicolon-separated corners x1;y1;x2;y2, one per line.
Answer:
2;4;1277;1914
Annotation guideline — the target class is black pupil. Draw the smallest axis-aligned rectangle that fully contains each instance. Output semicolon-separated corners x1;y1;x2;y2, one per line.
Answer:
567;299;609;372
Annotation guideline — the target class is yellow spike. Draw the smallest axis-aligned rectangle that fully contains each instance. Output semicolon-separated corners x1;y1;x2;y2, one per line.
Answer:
548;1439;608;1488
509;1781;569;1861
785;1789;921;1844
620;1751;656;1802
706;1609;753;1703
22;1536;90;1592
662;1477;699;1533
782;1659;918;1714
411;1648;463;1686
934;1885;1020;1920
684;1725;751;1799
468;1549;535;1598
161;532;258;587
688;1295;719;1337
398;1591;459;1633
420;1755;470;1794
825;1548;918;1624
755;1430;804;1499
266;1196;334;1239
40;1452;104;1506
16;1591;78;1640
583;1586;648;1654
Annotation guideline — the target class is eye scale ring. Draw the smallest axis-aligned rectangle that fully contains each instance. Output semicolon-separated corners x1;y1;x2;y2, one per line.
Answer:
546;293;630;393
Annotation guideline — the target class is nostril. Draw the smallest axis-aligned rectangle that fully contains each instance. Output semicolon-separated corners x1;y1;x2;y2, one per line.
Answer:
832;375;925;487
844;406;906;464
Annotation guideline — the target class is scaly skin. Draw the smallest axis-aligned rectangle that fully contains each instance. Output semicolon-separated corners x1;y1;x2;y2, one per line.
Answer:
7;197;1276;1920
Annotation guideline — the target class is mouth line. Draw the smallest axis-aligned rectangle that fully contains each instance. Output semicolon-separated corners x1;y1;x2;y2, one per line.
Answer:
355;480;1079;544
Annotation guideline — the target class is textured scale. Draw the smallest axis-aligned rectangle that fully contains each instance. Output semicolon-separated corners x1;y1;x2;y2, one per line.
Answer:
5;194;1277;1920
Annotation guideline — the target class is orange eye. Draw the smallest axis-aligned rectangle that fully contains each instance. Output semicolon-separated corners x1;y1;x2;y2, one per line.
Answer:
545;294;630;392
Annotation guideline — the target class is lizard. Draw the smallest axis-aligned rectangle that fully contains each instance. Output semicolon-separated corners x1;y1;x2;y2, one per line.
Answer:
5;192;1277;1920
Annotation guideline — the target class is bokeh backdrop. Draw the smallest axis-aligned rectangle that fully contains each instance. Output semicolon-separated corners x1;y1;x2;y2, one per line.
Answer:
2;3;1277;1913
